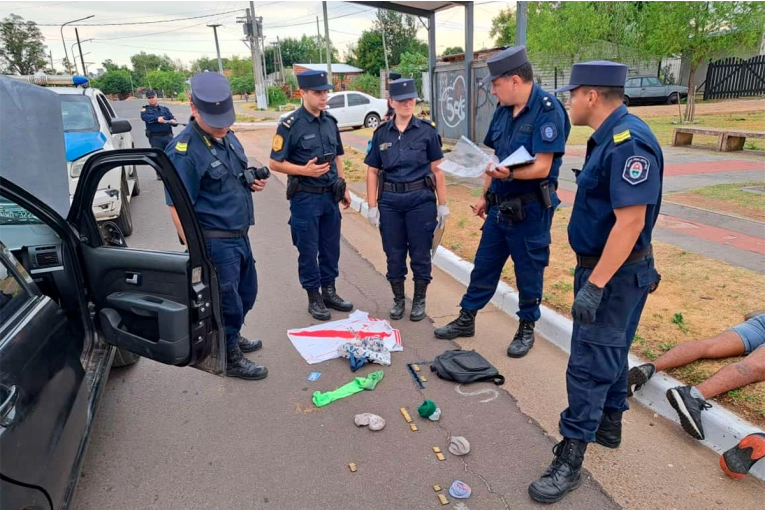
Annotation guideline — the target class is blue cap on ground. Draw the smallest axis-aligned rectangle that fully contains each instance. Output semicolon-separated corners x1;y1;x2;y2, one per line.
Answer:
297;70;333;91
481;46;530;86
555;60;629;93
389;78;418;101
189;72;235;128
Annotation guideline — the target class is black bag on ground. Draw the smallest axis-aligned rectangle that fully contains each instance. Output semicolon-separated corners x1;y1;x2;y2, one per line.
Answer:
430;349;505;385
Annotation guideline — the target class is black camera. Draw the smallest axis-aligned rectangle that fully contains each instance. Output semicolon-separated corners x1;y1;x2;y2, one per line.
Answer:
241;166;271;187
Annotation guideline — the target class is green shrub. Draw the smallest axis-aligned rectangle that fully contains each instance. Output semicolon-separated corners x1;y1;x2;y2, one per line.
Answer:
176;92;188;102
267;86;288;106
349;73;379;97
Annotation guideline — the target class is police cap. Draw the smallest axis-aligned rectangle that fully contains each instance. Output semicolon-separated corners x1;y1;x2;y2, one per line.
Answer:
388;72;402;81
389;78;418;101
481;46;530;86
146;90;157;98
297;70;333;91
189;72;235;128
555;60;628;93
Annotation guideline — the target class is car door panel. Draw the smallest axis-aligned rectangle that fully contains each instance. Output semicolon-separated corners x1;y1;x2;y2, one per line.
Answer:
642;77;665;103
326;94;347;126
68;149;225;375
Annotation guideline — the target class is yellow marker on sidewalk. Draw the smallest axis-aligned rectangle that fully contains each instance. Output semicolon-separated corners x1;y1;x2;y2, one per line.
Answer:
349;462;357;472
438;494;449;505
410;423;418;432
433;485;442;492
432;446;442;453
400;407;413;423
420;376;428;382
413;364;421;372
436;453;445;461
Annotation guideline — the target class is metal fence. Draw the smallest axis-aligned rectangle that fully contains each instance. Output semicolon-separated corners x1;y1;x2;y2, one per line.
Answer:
704;55;765;100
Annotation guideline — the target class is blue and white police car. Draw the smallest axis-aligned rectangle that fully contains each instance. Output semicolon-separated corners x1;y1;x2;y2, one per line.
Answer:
9;73;140;236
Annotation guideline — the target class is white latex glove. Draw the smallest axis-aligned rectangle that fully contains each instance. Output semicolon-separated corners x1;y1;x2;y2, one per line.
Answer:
368;206;380;228
437;204;450;224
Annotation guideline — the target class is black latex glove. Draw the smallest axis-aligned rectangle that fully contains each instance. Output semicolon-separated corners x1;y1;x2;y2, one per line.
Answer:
571;281;604;324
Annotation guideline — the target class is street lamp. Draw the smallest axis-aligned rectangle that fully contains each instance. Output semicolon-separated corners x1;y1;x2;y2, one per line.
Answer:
72;39;93;73
60;15;94;74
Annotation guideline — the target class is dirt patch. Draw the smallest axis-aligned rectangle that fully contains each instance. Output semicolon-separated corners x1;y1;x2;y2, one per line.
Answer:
629;98;765;118
441;184;765;427
666;181;765;223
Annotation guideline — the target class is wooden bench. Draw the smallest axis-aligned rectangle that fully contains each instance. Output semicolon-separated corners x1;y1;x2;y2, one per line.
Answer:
672;127;765;151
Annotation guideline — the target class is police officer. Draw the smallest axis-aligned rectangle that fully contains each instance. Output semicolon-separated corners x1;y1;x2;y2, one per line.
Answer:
434;46;570;358
269;70;354;321
364;78;448;321
527;61;663;504
384;72;402;121
165;72;268;381
141;90;177;179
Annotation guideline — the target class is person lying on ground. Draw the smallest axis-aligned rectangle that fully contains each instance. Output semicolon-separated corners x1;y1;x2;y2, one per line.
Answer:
720;432;765;480
629;311;765;440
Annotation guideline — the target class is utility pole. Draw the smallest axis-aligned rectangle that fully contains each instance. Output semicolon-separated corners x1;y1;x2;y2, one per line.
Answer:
322;1;332;83
247;2;267;109
379;9;389;75
516;1;528;46
49;51;54;71
75;27;86;76
316;16;322;64
207;24;224;74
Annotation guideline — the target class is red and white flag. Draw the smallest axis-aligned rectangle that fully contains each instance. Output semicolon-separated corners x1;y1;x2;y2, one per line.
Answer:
287;310;403;364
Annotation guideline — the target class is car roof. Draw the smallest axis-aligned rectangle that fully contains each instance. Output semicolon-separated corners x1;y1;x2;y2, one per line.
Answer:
0;77;70;217
48;86;93;96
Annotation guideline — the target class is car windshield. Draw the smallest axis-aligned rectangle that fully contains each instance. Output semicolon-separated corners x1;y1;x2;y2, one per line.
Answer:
0;198;44;225
60;95;99;133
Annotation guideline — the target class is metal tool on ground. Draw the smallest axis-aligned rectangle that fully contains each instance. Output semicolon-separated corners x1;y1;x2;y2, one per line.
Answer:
406;361;431;389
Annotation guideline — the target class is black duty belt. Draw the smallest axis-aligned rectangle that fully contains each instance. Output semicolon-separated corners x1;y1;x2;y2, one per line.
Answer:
148;132;173;138
296;183;333;194
382;179;429;193
485;183;557;208
576;245;653;269
203;228;249;239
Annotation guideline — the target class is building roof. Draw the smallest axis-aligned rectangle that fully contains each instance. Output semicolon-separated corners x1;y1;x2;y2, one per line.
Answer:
294;63;364;74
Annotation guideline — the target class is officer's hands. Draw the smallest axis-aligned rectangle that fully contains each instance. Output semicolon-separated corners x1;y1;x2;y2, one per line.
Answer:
367;206;380;228
470;197;486;219
437;204;450;224
304;157;330;178
341;190;352;209
486;164;512;180
158;116;166;124
571;281;604;324
170;119;178;126
250;179;267;192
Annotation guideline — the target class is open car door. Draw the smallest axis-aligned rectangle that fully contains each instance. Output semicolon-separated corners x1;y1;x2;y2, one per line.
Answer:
68;148;225;374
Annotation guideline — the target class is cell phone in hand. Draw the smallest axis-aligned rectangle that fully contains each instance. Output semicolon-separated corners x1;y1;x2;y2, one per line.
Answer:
316;153;334;165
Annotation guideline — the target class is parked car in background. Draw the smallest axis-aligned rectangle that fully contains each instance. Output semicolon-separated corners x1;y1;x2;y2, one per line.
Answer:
278;91;388;130
624;76;689;106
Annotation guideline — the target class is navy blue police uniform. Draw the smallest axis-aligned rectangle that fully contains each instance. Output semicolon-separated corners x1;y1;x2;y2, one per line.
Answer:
269;70;353;320
528;61;662;504
164;72;266;380
364;78;444;321
141;90;176;150
435;46;570;356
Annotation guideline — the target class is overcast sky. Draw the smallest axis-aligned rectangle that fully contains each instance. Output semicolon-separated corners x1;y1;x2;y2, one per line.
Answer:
2;0;510;72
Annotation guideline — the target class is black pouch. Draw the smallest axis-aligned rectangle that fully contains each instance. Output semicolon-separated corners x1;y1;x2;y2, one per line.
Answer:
333;178;347;203
377;170;386;201
286;176;300;200
430;349;505;385
539;180;553;209
498;198;525;224
425;173;436;191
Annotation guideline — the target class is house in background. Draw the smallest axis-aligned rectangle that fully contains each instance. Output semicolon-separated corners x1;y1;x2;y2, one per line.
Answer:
292;63;363;90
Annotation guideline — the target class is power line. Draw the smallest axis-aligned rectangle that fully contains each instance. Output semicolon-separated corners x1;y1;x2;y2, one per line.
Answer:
264;6;374;30
94;12;239;41
13;9;243;26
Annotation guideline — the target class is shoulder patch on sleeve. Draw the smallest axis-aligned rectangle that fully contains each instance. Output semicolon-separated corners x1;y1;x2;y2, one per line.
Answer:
613;124;632;145
540;122;558;142
173;132;190;153
141;107;146;112
541;95;555;112
622;155;650;185
272;134;284;152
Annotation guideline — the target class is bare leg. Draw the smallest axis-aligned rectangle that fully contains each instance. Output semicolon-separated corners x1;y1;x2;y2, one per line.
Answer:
652;330;746;372
696;347;765;399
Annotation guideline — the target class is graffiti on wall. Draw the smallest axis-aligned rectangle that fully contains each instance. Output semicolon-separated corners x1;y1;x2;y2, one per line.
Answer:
439;73;467;129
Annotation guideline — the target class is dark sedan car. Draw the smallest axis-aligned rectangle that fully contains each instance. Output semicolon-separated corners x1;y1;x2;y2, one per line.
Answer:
0;76;226;510
624;76;689;106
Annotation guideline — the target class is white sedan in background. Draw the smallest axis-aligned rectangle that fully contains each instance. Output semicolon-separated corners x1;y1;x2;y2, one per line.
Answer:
279;91;388;130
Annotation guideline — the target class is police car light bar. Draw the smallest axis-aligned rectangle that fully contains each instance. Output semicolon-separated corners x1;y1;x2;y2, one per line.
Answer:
6;73;89;87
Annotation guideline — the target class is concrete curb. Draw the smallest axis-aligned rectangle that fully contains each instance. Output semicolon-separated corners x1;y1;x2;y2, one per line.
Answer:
346;190;765;482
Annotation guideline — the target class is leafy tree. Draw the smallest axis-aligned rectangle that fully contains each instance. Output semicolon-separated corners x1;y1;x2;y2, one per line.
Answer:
349;73;380;97
442;47;464;56
395;52;428;94
268;86;288;106
95;69;133;96
490;6;516;46
102;59;120;72
0;14;48;74
130;52;175;80
145;70;186;97
347;30;386;76
229;74;254;95
278;35;338;67
347;10;427;76
226;55;252;77
638;1;765;121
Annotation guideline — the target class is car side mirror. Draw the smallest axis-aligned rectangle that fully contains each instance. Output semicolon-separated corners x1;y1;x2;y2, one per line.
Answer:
111;118;132;135
100;221;126;247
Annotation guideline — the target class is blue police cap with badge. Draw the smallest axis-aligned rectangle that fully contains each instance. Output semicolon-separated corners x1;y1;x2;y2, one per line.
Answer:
146;89;157;98
297;70;333;91
389;78;418;101
481;46;529;86
190;72;235;128
554;61;628;93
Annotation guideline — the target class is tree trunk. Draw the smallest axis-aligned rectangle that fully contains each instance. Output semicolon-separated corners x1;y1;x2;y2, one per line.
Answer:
685;65;697;123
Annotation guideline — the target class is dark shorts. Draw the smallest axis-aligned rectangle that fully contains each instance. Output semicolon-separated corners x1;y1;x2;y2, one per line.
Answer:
730;314;765;354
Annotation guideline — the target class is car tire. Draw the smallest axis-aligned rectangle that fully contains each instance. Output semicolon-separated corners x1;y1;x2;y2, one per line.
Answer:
364;113;381;129
667;92;679;105
112;348;140;368
623;96;630;106
129;165;141;197
116;179;134;237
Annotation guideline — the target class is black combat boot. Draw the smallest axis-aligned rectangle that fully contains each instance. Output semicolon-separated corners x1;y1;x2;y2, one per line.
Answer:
410;280;428;322
434;308;476;339
321;283;353;312
389;281;406;320
226;344;268;380
507;320;535;358
237;335;263;354
307;290;331;321
528;438;587;504
595;409;623;449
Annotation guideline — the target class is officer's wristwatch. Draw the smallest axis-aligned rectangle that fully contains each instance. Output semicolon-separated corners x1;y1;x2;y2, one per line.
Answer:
502;168;514;182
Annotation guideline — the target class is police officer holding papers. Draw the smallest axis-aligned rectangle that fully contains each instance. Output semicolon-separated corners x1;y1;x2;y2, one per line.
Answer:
527;61;663;504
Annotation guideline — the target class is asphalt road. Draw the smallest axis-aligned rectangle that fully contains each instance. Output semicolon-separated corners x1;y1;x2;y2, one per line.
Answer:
70;101;618;510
